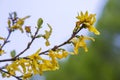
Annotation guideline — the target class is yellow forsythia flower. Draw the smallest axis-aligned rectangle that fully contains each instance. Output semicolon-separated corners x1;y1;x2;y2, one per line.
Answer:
18;59;30;73
11;16;30;33
71;35;95;54
55;50;68;59
6;61;20;76
76;11;100;35
28;48;42;74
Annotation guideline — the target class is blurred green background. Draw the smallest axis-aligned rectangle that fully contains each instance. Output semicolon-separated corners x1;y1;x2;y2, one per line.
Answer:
45;0;120;80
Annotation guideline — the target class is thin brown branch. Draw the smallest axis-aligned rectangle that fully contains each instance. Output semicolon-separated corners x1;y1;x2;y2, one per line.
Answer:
0;30;12;50
40;25;84;55
0;12;18;50
14;27;40;58
0;58;15;62
0;68;22;80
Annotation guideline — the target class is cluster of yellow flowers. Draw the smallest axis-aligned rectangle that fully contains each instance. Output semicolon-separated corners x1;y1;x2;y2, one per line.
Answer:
8;16;30;33
6;49;68;80
0;11;100;80
71;11;100;54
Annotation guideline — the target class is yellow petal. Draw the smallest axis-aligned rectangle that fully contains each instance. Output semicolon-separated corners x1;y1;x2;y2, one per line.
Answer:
88;26;100;35
55;54;63;59
74;47;78;55
83;46;88;52
17;19;24;26
85;11;88;19
85;11;88;16
62;51;68;58
81;11;83;16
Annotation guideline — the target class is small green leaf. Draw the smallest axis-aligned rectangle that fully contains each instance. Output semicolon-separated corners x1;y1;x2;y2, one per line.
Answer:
10;50;16;58
47;23;52;32
37;18;43;28
36;34;43;38
2;72;6;78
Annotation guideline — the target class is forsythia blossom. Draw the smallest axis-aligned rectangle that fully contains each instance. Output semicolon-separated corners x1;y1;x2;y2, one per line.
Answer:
70;11;100;54
71;35;95;54
10;16;30;33
76;11;100;35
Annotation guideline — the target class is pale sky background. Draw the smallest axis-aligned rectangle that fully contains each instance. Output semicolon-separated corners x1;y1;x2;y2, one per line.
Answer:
0;0;107;80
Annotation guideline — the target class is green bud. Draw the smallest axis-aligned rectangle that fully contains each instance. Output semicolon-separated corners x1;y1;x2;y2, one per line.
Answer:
37;18;43;28
10;50;16;58
45;40;50;46
13;12;17;19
